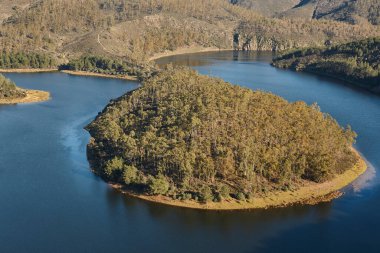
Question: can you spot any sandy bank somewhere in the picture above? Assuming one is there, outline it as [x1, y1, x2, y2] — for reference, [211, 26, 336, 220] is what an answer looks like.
[0, 89, 50, 105]
[61, 70, 138, 81]
[110, 149, 367, 211]
[149, 46, 232, 61]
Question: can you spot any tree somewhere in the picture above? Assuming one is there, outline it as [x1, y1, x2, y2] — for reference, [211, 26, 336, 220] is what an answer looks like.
[149, 174, 170, 195]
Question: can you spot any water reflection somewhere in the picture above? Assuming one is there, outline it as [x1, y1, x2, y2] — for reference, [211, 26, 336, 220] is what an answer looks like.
[156, 50, 275, 68]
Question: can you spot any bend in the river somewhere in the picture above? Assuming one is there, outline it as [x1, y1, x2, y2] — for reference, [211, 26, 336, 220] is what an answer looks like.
[0, 51, 379, 253]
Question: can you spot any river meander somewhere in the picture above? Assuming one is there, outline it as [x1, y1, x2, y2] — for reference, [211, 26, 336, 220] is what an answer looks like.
[1, 51, 379, 252]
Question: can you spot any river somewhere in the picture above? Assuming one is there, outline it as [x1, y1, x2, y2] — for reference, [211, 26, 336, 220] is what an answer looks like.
[1, 51, 379, 253]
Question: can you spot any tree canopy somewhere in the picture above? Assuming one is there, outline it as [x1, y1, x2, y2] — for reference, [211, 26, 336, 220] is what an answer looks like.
[0, 51, 56, 69]
[86, 68, 357, 203]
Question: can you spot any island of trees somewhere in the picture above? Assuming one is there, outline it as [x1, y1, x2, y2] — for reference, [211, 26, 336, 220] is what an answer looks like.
[272, 37, 380, 94]
[0, 74, 50, 104]
[86, 68, 365, 209]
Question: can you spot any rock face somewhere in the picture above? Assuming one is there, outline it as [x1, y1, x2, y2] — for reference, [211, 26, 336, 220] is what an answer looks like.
[232, 17, 377, 52]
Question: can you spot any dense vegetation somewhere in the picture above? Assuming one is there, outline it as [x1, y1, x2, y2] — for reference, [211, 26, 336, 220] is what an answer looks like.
[0, 74, 26, 99]
[86, 68, 357, 203]
[58, 55, 156, 80]
[272, 37, 380, 93]
[0, 51, 56, 69]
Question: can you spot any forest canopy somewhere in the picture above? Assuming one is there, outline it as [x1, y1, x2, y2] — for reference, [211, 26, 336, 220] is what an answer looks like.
[86, 68, 357, 203]
[58, 55, 157, 80]
[0, 51, 56, 69]
[272, 37, 380, 93]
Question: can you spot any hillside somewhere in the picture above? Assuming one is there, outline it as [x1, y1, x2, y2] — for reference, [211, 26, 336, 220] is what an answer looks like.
[272, 37, 380, 94]
[86, 68, 358, 205]
[0, 0, 379, 69]
[230, 0, 299, 16]
[233, 0, 380, 25]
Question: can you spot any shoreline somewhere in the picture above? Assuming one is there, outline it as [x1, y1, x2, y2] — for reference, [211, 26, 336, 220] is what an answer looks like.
[0, 68, 57, 73]
[271, 63, 380, 96]
[107, 149, 367, 211]
[149, 46, 233, 61]
[60, 70, 138, 81]
[0, 89, 50, 104]
[0, 68, 138, 81]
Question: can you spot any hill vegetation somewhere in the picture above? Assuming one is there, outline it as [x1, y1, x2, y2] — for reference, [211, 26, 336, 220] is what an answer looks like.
[0, 51, 56, 69]
[272, 37, 380, 94]
[233, 0, 380, 25]
[86, 68, 358, 203]
[0, 0, 379, 70]
[0, 74, 26, 99]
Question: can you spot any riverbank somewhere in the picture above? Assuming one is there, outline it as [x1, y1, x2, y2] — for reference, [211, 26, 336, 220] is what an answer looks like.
[272, 63, 380, 96]
[0, 89, 50, 104]
[0, 68, 57, 73]
[61, 70, 138, 81]
[149, 46, 232, 61]
[108, 149, 367, 211]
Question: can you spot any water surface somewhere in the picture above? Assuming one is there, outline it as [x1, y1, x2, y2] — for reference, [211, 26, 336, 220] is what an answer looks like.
[1, 52, 380, 253]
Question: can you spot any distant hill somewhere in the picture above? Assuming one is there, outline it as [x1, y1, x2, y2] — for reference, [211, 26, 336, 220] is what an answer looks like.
[272, 37, 380, 94]
[0, 0, 379, 68]
[233, 0, 380, 25]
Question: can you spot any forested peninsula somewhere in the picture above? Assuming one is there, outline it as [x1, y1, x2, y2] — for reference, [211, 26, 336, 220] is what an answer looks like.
[86, 68, 366, 210]
[0, 74, 49, 104]
[58, 55, 156, 81]
[272, 38, 380, 94]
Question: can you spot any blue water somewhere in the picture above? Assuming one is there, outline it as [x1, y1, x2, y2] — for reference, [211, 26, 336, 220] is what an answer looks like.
[0, 51, 379, 252]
